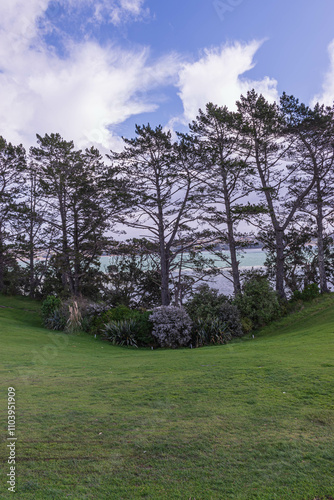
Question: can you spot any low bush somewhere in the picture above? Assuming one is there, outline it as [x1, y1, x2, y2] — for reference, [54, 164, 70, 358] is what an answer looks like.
[41, 295, 62, 327]
[42, 296, 103, 333]
[129, 310, 155, 347]
[234, 272, 282, 329]
[150, 306, 192, 348]
[103, 319, 138, 348]
[43, 308, 66, 331]
[292, 283, 320, 302]
[191, 317, 232, 347]
[241, 317, 253, 334]
[218, 302, 243, 337]
[78, 303, 121, 335]
[87, 305, 156, 347]
[185, 285, 229, 322]
[186, 286, 243, 344]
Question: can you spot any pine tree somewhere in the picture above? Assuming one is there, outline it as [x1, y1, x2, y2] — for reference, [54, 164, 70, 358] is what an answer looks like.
[0, 137, 26, 293]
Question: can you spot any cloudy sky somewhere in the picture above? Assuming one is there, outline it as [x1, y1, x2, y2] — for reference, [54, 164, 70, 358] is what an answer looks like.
[0, 0, 333, 152]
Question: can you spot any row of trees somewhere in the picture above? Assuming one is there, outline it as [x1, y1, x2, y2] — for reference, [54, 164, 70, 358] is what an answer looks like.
[1, 90, 334, 305]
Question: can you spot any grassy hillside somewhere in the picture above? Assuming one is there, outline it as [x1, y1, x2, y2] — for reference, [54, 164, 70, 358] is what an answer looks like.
[1, 294, 334, 499]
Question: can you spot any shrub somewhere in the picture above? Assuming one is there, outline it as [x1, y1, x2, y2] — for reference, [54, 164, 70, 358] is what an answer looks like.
[241, 317, 253, 334]
[83, 303, 155, 346]
[128, 310, 155, 347]
[90, 305, 134, 335]
[191, 317, 232, 347]
[107, 305, 133, 322]
[103, 319, 138, 348]
[77, 303, 117, 335]
[186, 286, 243, 343]
[234, 272, 282, 328]
[42, 296, 102, 333]
[292, 283, 320, 302]
[150, 306, 192, 348]
[218, 302, 243, 337]
[41, 296, 63, 328]
[185, 284, 229, 322]
[44, 309, 66, 331]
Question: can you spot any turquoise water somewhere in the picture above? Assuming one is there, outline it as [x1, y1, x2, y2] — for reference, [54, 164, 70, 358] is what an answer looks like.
[100, 248, 266, 270]
[187, 249, 267, 296]
[101, 248, 267, 296]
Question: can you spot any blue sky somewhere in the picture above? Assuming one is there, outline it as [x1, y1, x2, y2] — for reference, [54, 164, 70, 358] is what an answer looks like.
[0, 0, 333, 151]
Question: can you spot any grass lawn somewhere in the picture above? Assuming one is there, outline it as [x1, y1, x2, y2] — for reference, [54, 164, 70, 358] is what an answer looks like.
[1, 294, 334, 499]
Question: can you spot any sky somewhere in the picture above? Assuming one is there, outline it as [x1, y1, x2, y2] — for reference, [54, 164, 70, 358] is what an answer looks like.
[0, 0, 334, 153]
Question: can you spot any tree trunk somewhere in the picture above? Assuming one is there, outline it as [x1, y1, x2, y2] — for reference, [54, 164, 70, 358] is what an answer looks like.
[29, 241, 35, 298]
[59, 196, 73, 296]
[275, 228, 286, 300]
[28, 207, 35, 298]
[73, 209, 80, 297]
[0, 230, 4, 293]
[223, 175, 241, 296]
[226, 219, 241, 296]
[160, 246, 170, 306]
[316, 186, 328, 293]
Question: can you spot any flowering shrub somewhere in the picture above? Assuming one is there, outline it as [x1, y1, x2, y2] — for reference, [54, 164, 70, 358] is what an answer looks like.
[149, 306, 192, 348]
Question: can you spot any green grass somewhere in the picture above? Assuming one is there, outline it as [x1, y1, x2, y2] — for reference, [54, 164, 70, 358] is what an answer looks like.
[1, 295, 334, 499]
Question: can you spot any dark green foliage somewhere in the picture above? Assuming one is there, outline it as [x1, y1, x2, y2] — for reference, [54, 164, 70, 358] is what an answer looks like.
[30, 134, 111, 297]
[241, 317, 253, 334]
[185, 284, 228, 321]
[260, 227, 319, 295]
[83, 305, 131, 335]
[128, 310, 155, 347]
[83, 303, 155, 346]
[191, 317, 232, 347]
[292, 283, 320, 302]
[103, 319, 138, 348]
[80, 314, 94, 333]
[40, 256, 70, 299]
[104, 305, 155, 346]
[43, 309, 66, 331]
[186, 285, 242, 344]
[234, 271, 282, 328]
[218, 302, 243, 337]
[65, 301, 109, 334]
[107, 305, 134, 322]
[1, 260, 26, 296]
[41, 295, 62, 326]
[0, 137, 26, 294]
[106, 243, 161, 309]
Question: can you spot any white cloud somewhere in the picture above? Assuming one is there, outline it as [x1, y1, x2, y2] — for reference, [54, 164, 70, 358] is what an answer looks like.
[69, 0, 149, 26]
[112, 0, 148, 24]
[0, 3, 278, 155]
[311, 39, 334, 107]
[0, 0, 177, 151]
[176, 40, 278, 123]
